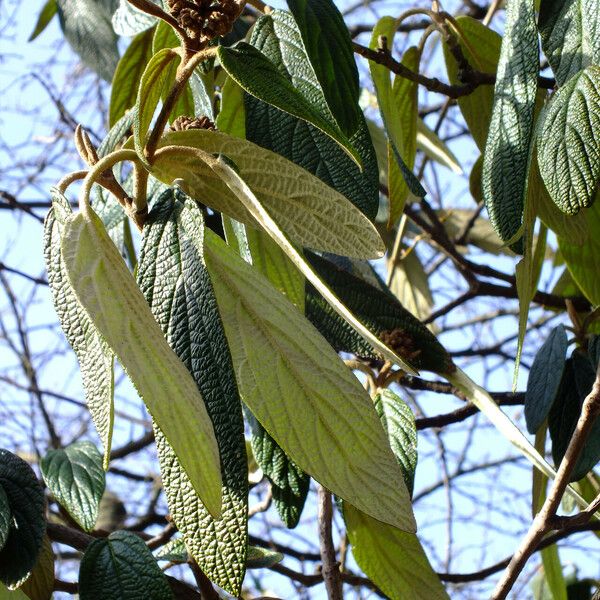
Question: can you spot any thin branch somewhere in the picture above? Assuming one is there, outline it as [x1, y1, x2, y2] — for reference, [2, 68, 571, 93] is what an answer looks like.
[318, 486, 343, 600]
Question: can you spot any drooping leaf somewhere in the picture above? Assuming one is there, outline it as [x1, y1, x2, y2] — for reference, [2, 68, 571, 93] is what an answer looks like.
[56, 0, 120, 81]
[204, 230, 416, 530]
[44, 190, 115, 466]
[40, 442, 105, 532]
[374, 390, 417, 496]
[61, 205, 223, 518]
[537, 67, 600, 215]
[217, 43, 361, 166]
[0, 450, 46, 588]
[20, 535, 54, 600]
[245, 11, 379, 220]
[151, 129, 384, 258]
[247, 412, 310, 529]
[110, 27, 155, 127]
[539, 0, 599, 86]
[443, 16, 501, 151]
[137, 191, 248, 595]
[286, 0, 360, 136]
[525, 325, 569, 434]
[246, 546, 284, 569]
[79, 531, 173, 600]
[305, 252, 454, 374]
[416, 119, 463, 175]
[112, 0, 158, 36]
[28, 0, 58, 42]
[482, 0, 539, 247]
[344, 503, 449, 600]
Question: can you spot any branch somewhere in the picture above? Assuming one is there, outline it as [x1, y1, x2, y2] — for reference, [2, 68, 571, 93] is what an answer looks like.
[318, 486, 343, 600]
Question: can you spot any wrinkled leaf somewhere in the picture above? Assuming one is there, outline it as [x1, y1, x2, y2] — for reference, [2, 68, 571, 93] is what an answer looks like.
[112, 0, 158, 36]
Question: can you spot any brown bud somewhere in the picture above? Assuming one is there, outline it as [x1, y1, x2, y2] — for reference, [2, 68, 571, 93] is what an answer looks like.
[170, 115, 216, 132]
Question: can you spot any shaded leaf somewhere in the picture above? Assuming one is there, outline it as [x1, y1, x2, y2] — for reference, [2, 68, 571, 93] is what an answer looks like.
[20, 535, 54, 600]
[154, 538, 188, 564]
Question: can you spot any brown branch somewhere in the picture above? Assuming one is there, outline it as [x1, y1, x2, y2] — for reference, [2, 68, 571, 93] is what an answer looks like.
[318, 486, 343, 600]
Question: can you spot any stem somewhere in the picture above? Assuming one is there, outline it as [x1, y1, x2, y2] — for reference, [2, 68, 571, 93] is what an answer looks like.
[492, 366, 600, 599]
[57, 170, 88, 193]
[318, 486, 343, 600]
[125, 0, 188, 41]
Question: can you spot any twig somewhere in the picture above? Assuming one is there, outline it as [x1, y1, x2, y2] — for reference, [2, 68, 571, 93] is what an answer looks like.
[318, 486, 343, 600]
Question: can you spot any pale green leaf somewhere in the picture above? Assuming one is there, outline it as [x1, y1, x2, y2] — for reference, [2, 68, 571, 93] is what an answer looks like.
[246, 546, 283, 569]
[204, 230, 416, 530]
[154, 538, 188, 563]
[216, 76, 246, 138]
[387, 249, 433, 321]
[112, 0, 158, 36]
[61, 206, 222, 518]
[416, 119, 463, 174]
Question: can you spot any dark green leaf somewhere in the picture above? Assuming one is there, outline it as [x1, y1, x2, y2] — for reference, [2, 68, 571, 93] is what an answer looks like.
[137, 191, 248, 596]
[28, 0, 58, 42]
[79, 531, 173, 600]
[286, 0, 360, 136]
[56, 0, 120, 81]
[246, 546, 283, 569]
[525, 325, 569, 434]
[245, 11, 378, 219]
[217, 43, 361, 166]
[247, 411, 309, 529]
[0, 488, 9, 552]
[537, 67, 600, 214]
[40, 442, 105, 532]
[0, 450, 46, 588]
[374, 390, 418, 496]
[304, 252, 454, 374]
[482, 0, 539, 247]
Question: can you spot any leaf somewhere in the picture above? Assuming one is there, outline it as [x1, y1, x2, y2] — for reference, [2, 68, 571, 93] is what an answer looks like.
[246, 546, 283, 569]
[305, 251, 454, 374]
[110, 28, 155, 127]
[525, 325, 569, 434]
[482, 0, 539, 247]
[20, 535, 54, 600]
[133, 47, 180, 157]
[204, 230, 416, 530]
[154, 538, 188, 563]
[537, 67, 600, 215]
[286, 0, 360, 136]
[40, 442, 105, 532]
[137, 191, 248, 595]
[151, 129, 384, 258]
[0, 488, 9, 552]
[541, 544, 568, 600]
[28, 0, 58, 42]
[416, 119, 463, 175]
[112, 0, 158, 36]
[245, 11, 379, 220]
[374, 390, 417, 496]
[0, 450, 46, 588]
[217, 76, 246, 138]
[79, 531, 173, 600]
[61, 205, 223, 518]
[0, 585, 28, 599]
[247, 412, 310, 529]
[217, 43, 361, 166]
[539, 0, 599, 86]
[443, 16, 501, 151]
[56, 0, 120, 81]
[44, 191, 115, 466]
[344, 503, 449, 600]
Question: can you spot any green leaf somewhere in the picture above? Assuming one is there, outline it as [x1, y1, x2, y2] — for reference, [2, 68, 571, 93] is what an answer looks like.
[0, 584, 28, 599]
[286, 0, 360, 136]
[374, 390, 417, 496]
[112, 0, 158, 36]
[40, 442, 105, 532]
[44, 191, 115, 466]
[0, 450, 46, 588]
[539, 0, 599, 86]
[248, 412, 310, 529]
[110, 28, 155, 127]
[245, 11, 379, 220]
[154, 538, 188, 564]
[204, 231, 416, 530]
[151, 129, 384, 258]
[79, 531, 173, 600]
[305, 252, 454, 374]
[20, 535, 54, 600]
[344, 503, 449, 600]
[482, 0, 539, 247]
[525, 325, 569, 434]
[217, 76, 246, 138]
[541, 544, 568, 600]
[28, 0, 57, 42]
[217, 43, 361, 166]
[246, 546, 283, 569]
[0, 487, 9, 552]
[416, 119, 463, 175]
[537, 67, 600, 215]
[137, 191, 248, 596]
[133, 47, 180, 157]
[61, 206, 223, 518]
[443, 16, 501, 151]
[56, 0, 120, 81]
